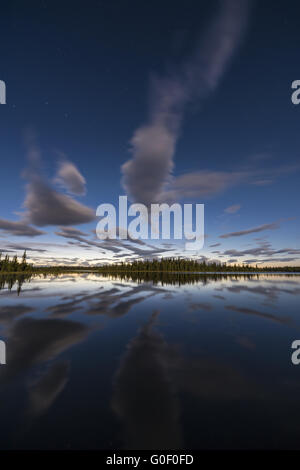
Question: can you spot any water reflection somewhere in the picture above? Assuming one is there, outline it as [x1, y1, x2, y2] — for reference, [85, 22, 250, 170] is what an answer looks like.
[111, 309, 260, 450]
[1, 317, 89, 382]
[27, 360, 70, 418]
[0, 273, 32, 295]
[225, 305, 291, 325]
[112, 311, 183, 450]
[0, 272, 299, 449]
[2, 271, 295, 293]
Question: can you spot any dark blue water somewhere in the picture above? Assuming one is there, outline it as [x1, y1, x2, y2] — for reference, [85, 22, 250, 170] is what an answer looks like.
[0, 273, 300, 450]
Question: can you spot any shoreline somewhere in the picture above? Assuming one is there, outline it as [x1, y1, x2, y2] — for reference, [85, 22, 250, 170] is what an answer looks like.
[1, 270, 300, 275]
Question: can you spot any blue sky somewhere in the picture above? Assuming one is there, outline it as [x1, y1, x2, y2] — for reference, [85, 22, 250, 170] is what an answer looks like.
[0, 0, 300, 266]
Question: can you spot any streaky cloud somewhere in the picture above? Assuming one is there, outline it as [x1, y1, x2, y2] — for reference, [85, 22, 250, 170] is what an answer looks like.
[220, 221, 281, 239]
[0, 218, 45, 237]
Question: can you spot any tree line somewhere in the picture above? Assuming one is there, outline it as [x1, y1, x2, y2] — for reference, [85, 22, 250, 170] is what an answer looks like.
[0, 251, 30, 272]
[96, 257, 300, 273]
[0, 253, 300, 274]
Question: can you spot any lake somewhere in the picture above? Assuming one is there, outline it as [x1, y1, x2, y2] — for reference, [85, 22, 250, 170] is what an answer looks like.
[0, 272, 299, 450]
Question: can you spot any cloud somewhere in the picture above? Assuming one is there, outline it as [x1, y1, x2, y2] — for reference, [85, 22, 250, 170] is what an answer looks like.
[251, 179, 273, 186]
[55, 227, 125, 254]
[24, 175, 95, 227]
[222, 240, 300, 261]
[0, 218, 45, 237]
[3, 243, 47, 253]
[160, 171, 246, 202]
[244, 257, 300, 264]
[121, 0, 251, 205]
[55, 226, 172, 258]
[209, 243, 221, 248]
[224, 204, 241, 214]
[220, 221, 281, 239]
[55, 226, 89, 238]
[122, 124, 177, 206]
[29, 256, 85, 266]
[55, 160, 86, 196]
[158, 165, 295, 202]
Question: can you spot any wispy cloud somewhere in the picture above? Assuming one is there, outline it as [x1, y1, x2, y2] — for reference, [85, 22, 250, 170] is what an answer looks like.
[224, 204, 241, 214]
[3, 243, 47, 253]
[55, 226, 173, 259]
[244, 257, 300, 264]
[224, 242, 300, 257]
[220, 221, 281, 239]
[221, 239, 300, 264]
[161, 170, 247, 202]
[121, 0, 251, 206]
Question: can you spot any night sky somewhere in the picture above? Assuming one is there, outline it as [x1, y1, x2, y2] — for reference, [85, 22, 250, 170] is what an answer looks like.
[0, 0, 300, 266]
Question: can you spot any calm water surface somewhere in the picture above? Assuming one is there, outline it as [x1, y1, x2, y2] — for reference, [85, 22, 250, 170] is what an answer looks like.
[0, 272, 300, 450]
